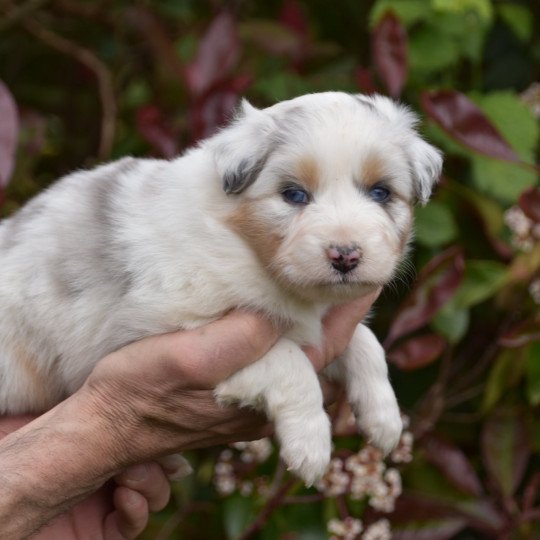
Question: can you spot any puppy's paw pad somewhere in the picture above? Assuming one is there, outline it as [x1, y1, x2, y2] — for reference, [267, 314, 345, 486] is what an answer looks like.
[277, 413, 331, 486]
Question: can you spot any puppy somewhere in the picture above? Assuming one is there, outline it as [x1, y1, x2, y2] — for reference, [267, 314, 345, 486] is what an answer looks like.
[0, 92, 442, 485]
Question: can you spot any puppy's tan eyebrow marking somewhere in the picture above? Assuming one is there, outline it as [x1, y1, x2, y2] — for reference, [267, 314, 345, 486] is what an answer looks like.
[295, 157, 320, 192]
[358, 154, 387, 188]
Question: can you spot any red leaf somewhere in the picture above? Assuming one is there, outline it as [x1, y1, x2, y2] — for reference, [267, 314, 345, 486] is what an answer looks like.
[190, 75, 252, 142]
[499, 319, 540, 348]
[388, 333, 446, 371]
[0, 79, 19, 188]
[186, 11, 240, 97]
[372, 12, 408, 98]
[392, 519, 466, 540]
[421, 90, 521, 163]
[279, 0, 309, 39]
[19, 109, 47, 157]
[386, 493, 504, 535]
[481, 408, 531, 499]
[422, 435, 483, 497]
[136, 105, 178, 159]
[518, 186, 540, 224]
[384, 495, 467, 540]
[355, 66, 378, 95]
[385, 246, 465, 348]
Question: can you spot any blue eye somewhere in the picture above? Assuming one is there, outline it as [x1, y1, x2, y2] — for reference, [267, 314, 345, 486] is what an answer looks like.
[368, 185, 391, 203]
[282, 188, 310, 205]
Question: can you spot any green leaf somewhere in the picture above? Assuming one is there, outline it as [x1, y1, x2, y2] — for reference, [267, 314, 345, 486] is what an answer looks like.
[481, 408, 531, 498]
[223, 495, 256, 540]
[431, 0, 493, 23]
[467, 92, 539, 203]
[498, 4, 533, 42]
[431, 304, 469, 344]
[482, 348, 525, 412]
[471, 155, 537, 204]
[415, 202, 458, 248]
[452, 260, 509, 309]
[370, 0, 429, 27]
[525, 342, 540, 406]
[409, 25, 459, 72]
[471, 92, 539, 162]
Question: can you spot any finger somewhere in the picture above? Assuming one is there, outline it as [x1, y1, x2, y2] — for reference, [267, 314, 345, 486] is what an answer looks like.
[163, 310, 284, 387]
[157, 453, 193, 481]
[114, 462, 171, 512]
[103, 487, 148, 540]
[319, 377, 341, 405]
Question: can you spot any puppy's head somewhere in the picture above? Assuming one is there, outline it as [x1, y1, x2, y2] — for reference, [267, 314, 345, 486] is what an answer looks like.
[209, 92, 442, 302]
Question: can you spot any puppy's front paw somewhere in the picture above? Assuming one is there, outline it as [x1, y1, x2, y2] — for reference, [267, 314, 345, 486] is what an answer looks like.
[277, 410, 332, 487]
[356, 395, 402, 455]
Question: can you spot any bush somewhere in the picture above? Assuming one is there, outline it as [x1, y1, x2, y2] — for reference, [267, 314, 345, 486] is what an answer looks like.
[1, 1, 539, 538]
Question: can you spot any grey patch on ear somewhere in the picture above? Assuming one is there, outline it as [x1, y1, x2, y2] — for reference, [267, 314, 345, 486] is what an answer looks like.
[223, 156, 267, 194]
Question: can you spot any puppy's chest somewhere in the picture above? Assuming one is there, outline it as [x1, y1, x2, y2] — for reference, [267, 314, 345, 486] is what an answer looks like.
[134, 268, 324, 346]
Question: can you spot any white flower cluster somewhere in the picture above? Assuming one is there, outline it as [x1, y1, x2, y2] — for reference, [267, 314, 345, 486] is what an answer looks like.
[213, 438, 273, 496]
[504, 206, 540, 252]
[361, 519, 392, 540]
[529, 280, 540, 305]
[328, 517, 363, 540]
[521, 82, 540, 119]
[231, 438, 273, 463]
[327, 517, 391, 540]
[316, 424, 413, 513]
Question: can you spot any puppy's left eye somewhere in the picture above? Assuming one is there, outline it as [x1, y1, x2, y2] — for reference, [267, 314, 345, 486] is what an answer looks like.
[368, 185, 391, 203]
[282, 188, 310, 205]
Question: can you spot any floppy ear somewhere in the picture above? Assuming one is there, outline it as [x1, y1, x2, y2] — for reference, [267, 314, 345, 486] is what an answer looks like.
[209, 99, 277, 194]
[407, 136, 443, 205]
[359, 94, 443, 205]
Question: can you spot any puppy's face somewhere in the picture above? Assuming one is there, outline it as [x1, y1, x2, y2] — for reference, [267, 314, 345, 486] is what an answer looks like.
[213, 93, 442, 302]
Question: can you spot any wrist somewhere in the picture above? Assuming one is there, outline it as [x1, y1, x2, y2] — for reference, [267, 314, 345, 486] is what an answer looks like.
[0, 390, 131, 538]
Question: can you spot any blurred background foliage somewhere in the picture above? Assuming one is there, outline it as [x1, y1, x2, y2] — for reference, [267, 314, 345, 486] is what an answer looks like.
[1, 0, 540, 538]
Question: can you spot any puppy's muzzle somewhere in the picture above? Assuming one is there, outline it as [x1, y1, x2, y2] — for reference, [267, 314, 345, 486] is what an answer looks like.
[326, 244, 362, 274]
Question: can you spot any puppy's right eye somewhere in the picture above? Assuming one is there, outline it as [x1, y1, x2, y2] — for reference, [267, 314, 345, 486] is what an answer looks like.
[282, 188, 310, 205]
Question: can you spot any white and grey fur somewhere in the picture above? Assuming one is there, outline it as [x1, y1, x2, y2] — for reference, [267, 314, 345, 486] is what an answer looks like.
[0, 92, 442, 484]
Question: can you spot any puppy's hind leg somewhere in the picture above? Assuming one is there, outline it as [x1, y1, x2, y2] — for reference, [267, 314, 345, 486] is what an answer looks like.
[324, 324, 402, 454]
[215, 338, 331, 486]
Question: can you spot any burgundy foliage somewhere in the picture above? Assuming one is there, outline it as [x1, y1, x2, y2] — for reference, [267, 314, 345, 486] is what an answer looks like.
[387, 333, 446, 371]
[0, 79, 19, 189]
[278, 0, 310, 66]
[481, 408, 532, 499]
[135, 104, 178, 159]
[518, 186, 540, 223]
[185, 11, 240, 98]
[500, 319, 540, 348]
[372, 12, 408, 99]
[421, 90, 521, 163]
[421, 435, 483, 497]
[385, 247, 465, 350]
[186, 12, 251, 141]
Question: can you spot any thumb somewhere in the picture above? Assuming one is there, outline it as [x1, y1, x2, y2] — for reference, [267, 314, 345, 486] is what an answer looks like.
[158, 310, 284, 387]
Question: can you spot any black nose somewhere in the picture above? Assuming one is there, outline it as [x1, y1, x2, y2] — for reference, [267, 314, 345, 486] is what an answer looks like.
[326, 245, 361, 274]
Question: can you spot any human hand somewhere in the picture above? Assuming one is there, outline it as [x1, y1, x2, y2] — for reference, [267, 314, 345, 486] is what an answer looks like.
[0, 416, 170, 540]
[82, 289, 381, 465]
[0, 290, 379, 539]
